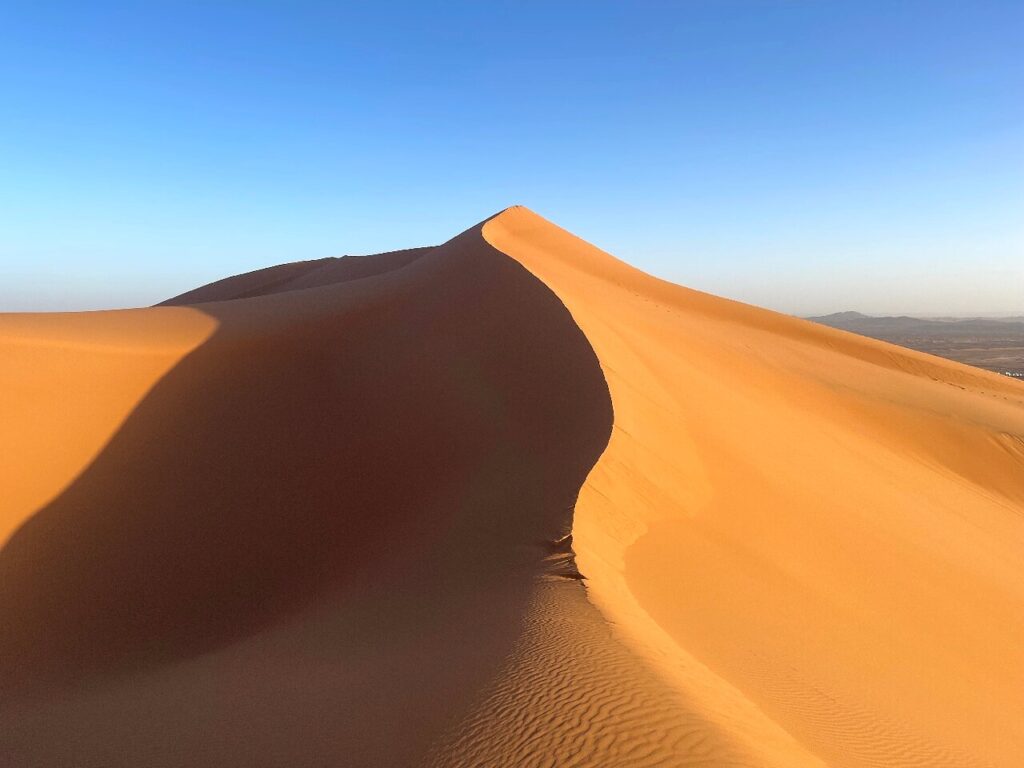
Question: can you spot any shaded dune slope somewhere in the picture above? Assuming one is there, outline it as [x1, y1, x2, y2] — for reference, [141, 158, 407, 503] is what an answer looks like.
[1, 220, 615, 765]
[3, 207, 1023, 766]
[157, 246, 432, 305]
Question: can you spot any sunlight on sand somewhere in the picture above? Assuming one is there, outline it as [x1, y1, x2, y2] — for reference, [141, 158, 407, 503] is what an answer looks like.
[0, 307, 217, 545]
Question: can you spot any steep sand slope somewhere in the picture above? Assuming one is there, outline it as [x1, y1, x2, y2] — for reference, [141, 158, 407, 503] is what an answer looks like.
[485, 207, 1024, 767]
[3, 208, 1022, 766]
[1, 224, 620, 766]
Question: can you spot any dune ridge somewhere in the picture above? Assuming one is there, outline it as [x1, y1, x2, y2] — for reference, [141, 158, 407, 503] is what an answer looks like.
[484, 206, 1024, 767]
[2, 207, 1022, 766]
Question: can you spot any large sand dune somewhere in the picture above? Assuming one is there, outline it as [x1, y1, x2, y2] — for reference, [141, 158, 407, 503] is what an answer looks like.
[2, 207, 1022, 766]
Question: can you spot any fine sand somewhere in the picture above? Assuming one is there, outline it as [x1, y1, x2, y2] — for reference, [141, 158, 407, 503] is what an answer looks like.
[2, 207, 1022, 766]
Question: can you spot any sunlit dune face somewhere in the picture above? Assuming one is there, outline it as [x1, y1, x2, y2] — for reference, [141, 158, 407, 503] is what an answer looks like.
[484, 206, 1024, 768]
[0, 307, 217, 545]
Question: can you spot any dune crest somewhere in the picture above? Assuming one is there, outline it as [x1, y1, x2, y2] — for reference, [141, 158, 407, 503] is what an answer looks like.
[3, 207, 1022, 766]
[484, 206, 1024, 767]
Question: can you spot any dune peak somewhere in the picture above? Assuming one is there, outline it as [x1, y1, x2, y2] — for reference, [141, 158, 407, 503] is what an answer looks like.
[3, 209, 1023, 767]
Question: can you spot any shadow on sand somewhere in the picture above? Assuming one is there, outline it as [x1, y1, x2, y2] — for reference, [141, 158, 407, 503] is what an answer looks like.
[0, 220, 612, 763]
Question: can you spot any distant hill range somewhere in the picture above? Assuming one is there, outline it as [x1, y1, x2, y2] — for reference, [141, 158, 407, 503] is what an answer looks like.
[807, 312, 1024, 376]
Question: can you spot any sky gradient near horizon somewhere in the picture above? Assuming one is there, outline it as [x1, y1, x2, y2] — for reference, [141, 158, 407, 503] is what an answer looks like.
[1, 1, 1022, 315]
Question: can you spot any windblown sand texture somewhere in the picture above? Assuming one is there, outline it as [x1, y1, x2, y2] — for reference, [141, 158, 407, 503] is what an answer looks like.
[3, 207, 1022, 767]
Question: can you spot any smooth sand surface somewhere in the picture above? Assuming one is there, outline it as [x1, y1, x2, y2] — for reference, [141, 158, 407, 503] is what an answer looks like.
[0, 308, 217, 546]
[486, 207, 1024, 767]
[2, 207, 1022, 766]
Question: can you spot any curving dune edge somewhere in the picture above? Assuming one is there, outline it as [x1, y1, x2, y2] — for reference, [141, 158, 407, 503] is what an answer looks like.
[2, 207, 1022, 767]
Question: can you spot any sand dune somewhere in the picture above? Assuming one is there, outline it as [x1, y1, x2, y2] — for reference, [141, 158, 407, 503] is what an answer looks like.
[2, 208, 1022, 766]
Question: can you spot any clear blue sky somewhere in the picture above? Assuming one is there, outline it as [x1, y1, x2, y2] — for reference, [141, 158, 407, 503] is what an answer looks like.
[1, 1, 1021, 315]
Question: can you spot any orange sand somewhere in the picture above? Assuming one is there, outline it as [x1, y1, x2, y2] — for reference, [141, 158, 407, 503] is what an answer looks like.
[2, 207, 1022, 766]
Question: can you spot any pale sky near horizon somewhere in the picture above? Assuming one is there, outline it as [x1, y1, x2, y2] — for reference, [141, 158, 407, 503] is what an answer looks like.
[1, 1, 1021, 316]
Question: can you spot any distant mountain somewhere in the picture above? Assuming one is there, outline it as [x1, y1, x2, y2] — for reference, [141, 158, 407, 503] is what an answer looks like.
[807, 312, 1024, 375]
[808, 312, 1024, 338]
[813, 310, 870, 321]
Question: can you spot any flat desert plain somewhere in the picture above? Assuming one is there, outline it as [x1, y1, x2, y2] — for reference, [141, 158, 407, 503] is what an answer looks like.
[809, 312, 1024, 377]
[2, 207, 1023, 767]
